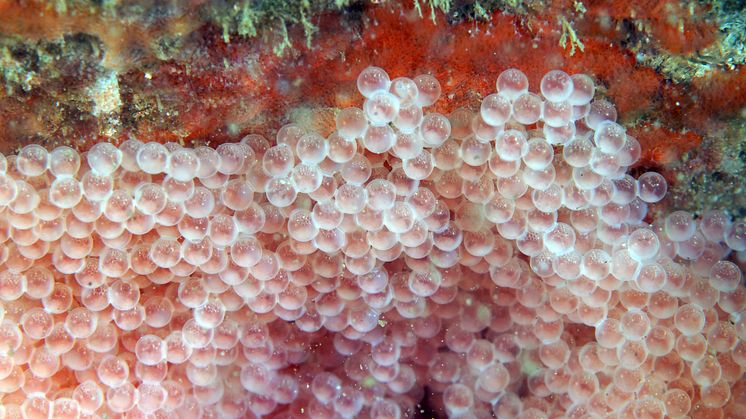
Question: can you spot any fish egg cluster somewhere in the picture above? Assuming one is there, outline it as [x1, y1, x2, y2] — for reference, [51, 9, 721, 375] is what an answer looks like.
[0, 66, 743, 419]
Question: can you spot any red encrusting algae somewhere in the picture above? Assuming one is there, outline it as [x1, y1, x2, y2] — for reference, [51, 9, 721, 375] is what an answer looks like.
[0, 0, 730, 179]
[628, 124, 702, 168]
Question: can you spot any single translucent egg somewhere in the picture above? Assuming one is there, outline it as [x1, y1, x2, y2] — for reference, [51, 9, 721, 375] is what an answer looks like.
[136, 142, 169, 175]
[357, 66, 391, 98]
[512, 93, 543, 125]
[594, 121, 627, 154]
[363, 125, 396, 154]
[541, 70, 573, 102]
[637, 172, 667, 203]
[496, 130, 528, 162]
[216, 142, 251, 175]
[394, 103, 424, 133]
[568, 74, 595, 105]
[364, 91, 400, 125]
[265, 177, 297, 208]
[413, 74, 441, 107]
[481, 93, 512, 126]
[17, 144, 49, 177]
[496, 68, 529, 101]
[168, 148, 200, 181]
[49, 146, 81, 178]
[296, 133, 328, 164]
[390, 77, 419, 105]
[542, 100, 573, 127]
[664, 211, 696, 242]
[585, 100, 618, 130]
[419, 113, 451, 147]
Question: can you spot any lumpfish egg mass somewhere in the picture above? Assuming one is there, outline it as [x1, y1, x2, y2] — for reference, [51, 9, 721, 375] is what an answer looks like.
[0, 66, 743, 419]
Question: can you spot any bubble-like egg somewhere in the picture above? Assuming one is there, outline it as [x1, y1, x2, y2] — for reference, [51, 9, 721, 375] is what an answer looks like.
[136, 142, 169, 175]
[540, 70, 573, 102]
[364, 91, 401, 126]
[357, 66, 391, 98]
[413, 74, 441, 107]
[17, 144, 49, 177]
[512, 92, 542, 125]
[496, 68, 529, 101]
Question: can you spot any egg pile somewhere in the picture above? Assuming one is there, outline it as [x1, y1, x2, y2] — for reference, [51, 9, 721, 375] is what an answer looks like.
[0, 66, 744, 419]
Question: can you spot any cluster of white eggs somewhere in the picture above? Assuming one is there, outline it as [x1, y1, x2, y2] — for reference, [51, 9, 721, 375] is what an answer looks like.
[0, 65, 743, 419]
